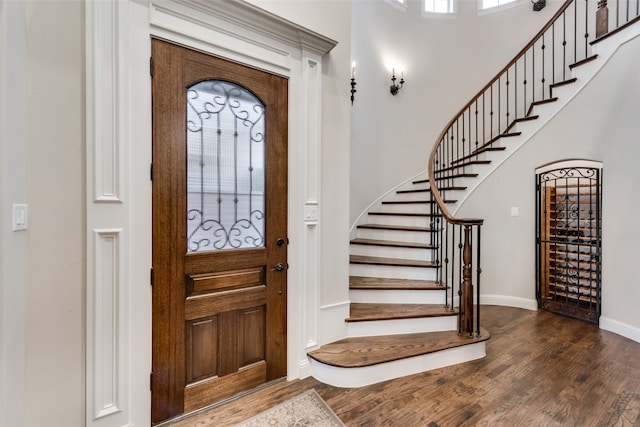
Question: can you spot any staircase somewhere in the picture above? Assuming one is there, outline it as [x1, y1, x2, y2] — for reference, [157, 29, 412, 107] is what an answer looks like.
[308, 0, 640, 388]
[308, 177, 490, 388]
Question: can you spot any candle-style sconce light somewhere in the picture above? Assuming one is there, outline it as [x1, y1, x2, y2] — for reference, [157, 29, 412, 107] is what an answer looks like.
[390, 68, 404, 96]
[350, 62, 357, 105]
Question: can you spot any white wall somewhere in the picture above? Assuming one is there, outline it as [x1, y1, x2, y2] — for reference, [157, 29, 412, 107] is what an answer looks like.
[1, 1, 84, 427]
[457, 33, 640, 331]
[350, 0, 563, 224]
[1, 2, 29, 426]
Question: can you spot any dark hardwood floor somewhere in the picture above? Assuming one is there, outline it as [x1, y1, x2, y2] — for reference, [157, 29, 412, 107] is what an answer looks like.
[165, 305, 640, 426]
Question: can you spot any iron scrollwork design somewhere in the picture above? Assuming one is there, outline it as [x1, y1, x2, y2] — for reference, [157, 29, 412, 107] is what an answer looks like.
[186, 80, 265, 252]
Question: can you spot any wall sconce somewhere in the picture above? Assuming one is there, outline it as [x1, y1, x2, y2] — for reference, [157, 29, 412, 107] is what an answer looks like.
[390, 68, 404, 96]
[350, 62, 357, 105]
[532, 0, 546, 11]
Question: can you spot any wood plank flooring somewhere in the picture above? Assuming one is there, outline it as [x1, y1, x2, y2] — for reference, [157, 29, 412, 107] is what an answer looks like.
[163, 305, 640, 426]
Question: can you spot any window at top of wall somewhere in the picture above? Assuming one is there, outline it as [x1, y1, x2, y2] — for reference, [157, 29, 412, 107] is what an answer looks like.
[479, 0, 520, 13]
[385, 0, 408, 12]
[423, 0, 457, 16]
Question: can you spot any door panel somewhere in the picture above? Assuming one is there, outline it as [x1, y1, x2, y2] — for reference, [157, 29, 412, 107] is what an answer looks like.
[151, 39, 288, 424]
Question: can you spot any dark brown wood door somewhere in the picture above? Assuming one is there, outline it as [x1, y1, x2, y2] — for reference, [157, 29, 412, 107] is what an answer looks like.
[151, 39, 288, 424]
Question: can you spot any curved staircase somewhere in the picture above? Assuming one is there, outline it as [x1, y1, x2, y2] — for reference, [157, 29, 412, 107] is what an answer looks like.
[309, 0, 640, 388]
[309, 177, 490, 388]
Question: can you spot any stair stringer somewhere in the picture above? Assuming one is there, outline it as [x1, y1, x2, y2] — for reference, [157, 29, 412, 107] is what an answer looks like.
[446, 25, 640, 216]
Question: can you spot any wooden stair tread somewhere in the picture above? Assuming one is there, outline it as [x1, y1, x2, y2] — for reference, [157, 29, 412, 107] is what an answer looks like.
[381, 199, 457, 204]
[569, 54, 598, 69]
[368, 212, 441, 218]
[350, 238, 435, 249]
[413, 173, 478, 184]
[396, 185, 465, 193]
[347, 303, 456, 322]
[350, 276, 443, 290]
[356, 223, 433, 232]
[350, 255, 438, 268]
[505, 115, 539, 132]
[307, 328, 490, 368]
[527, 97, 558, 116]
[435, 160, 491, 173]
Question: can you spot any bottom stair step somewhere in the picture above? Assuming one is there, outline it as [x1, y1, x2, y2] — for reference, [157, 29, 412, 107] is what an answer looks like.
[308, 328, 489, 368]
[308, 328, 490, 388]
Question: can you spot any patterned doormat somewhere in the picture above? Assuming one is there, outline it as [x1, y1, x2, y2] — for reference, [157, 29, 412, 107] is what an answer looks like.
[236, 389, 345, 426]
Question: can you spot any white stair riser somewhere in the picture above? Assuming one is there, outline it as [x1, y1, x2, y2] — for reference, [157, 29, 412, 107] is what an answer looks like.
[367, 215, 434, 227]
[347, 316, 457, 337]
[309, 342, 486, 388]
[349, 264, 438, 281]
[349, 288, 445, 304]
[386, 191, 432, 202]
[350, 244, 435, 261]
[376, 203, 433, 214]
[433, 176, 477, 190]
[356, 228, 432, 243]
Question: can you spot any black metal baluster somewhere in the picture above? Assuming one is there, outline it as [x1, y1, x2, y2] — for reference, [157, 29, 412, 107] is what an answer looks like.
[476, 225, 482, 337]
[627, 0, 630, 22]
[490, 85, 494, 140]
[585, 0, 589, 59]
[444, 220, 449, 307]
[482, 93, 486, 149]
[451, 224, 456, 313]
[462, 112, 466, 162]
[574, 0, 578, 63]
[457, 225, 463, 335]
[524, 53, 528, 114]
[506, 69, 510, 128]
[563, 12, 567, 81]
[514, 60, 518, 120]
[498, 76, 501, 134]
[475, 100, 479, 159]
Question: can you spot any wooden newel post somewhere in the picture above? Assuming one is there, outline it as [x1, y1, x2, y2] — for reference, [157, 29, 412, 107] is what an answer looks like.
[462, 225, 474, 338]
[596, 0, 609, 38]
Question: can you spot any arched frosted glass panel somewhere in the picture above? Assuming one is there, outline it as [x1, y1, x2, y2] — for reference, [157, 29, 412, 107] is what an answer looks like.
[186, 80, 265, 252]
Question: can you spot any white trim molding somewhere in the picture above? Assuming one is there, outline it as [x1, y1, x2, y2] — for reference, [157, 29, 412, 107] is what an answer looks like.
[600, 317, 640, 344]
[480, 294, 538, 311]
[85, 1, 131, 426]
[86, 1, 336, 425]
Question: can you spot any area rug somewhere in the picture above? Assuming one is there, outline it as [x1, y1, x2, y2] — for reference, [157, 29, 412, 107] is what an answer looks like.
[236, 389, 345, 426]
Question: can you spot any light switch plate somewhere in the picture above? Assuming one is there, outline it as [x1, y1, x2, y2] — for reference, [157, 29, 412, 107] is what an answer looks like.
[510, 207, 519, 217]
[13, 204, 28, 231]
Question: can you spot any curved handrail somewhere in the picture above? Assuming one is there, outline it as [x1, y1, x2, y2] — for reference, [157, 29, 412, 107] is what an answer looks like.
[428, 0, 576, 225]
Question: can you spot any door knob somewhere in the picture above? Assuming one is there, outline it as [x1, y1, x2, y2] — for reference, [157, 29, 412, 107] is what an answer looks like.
[276, 238, 286, 247]
[275, 263, 285, 272]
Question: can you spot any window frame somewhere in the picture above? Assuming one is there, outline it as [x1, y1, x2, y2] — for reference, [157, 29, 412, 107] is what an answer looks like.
[422, 0, 458, 18]
[478, 0, 521, 15]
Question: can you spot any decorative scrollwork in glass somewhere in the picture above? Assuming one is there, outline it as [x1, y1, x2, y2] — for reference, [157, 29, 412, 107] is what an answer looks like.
[186, 80, 265, 252]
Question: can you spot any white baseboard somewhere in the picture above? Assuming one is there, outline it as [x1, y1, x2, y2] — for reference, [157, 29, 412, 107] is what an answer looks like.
[600, 316, 640, 344]
[480, 294, 538, 311]
[297, 358, 312, 379]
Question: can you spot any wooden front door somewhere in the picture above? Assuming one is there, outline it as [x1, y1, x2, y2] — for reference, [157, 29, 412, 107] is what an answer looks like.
[151, 39, 288, 424]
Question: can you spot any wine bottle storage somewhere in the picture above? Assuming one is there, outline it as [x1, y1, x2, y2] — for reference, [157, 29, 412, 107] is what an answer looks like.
[536, 162, 602, 324]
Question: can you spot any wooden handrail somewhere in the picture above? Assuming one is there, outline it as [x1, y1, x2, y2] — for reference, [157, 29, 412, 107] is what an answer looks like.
[427, 0, 575, 225]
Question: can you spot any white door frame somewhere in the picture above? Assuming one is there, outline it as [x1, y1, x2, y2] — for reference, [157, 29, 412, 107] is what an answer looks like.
[85, 1, 336, 425]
